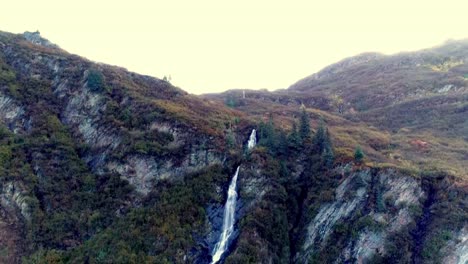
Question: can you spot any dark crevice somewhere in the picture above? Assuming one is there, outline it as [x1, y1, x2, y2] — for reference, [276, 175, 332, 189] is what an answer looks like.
[288, 183, 308, 263]
[364, 169, 378, 215]
[411, 177, 438, 264]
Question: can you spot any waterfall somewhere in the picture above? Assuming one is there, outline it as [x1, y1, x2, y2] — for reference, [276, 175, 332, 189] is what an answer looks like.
[211, 129, 256, 263]
[247, 129, 256, 150]
[211, 166, 240, 264]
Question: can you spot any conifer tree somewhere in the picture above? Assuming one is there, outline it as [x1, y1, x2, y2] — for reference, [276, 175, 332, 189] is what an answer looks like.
[277, 130, 288, 156]
[258, 116, 276, 151]
[299, 105, 311, 142]
[322, 144, 335, 168]
[226, 130, 235, 150]
[313, 118, 335, 167]
[288, 122, 302, 150]
[354, 146, 364, 163]
[312, 118, 326, 152]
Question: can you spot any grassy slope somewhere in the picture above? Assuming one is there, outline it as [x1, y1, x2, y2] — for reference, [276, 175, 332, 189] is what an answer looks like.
[204, 41, 468, 177]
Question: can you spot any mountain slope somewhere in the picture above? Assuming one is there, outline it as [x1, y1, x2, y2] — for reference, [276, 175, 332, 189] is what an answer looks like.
[291, 42, 468, 176]
[206, 40, 468, 177]
[0, 31, 466, 264]
[0, 30, 249, 262]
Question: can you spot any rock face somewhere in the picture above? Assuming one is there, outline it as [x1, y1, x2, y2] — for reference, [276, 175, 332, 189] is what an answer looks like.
[295, 167, 467, 264]
[298, 168, 424, 262]
[0, 94, 25, 133]
[108, 149, 223, 194]
[443, 227, 468, 264]
[0, 182, 29, 264]
[22, 31, 59, 48]
[0, 182, 31, 221]
[301, 170, 371, 254]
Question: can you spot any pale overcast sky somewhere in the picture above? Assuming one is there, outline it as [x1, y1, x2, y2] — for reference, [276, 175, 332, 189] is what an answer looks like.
[2, 0, 467, 94]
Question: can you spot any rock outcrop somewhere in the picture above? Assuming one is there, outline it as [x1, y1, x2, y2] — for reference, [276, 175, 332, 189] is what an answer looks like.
[296, 167, 466, 264]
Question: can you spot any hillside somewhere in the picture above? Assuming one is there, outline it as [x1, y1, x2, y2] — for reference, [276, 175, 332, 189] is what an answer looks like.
[0, 31, 466, 264]
[0, 30, 250, 263]
[206, 40, 468, 177]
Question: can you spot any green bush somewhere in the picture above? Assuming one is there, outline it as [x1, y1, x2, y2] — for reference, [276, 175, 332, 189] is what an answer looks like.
[87, 69, 106, 92]
[0, 71, 15, 83]
[354, 146, 364, 163]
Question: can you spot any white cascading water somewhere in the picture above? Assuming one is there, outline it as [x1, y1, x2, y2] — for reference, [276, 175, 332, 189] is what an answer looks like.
[211, 129, 256, 263]
[211, 166, 240, 264]
[247, 129, 257, 150]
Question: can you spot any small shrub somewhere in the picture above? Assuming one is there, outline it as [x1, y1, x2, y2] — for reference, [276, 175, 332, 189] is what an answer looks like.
[354, 146, 364, 163]
[0, 69, 16, 83]
[87, 69, 106, 92]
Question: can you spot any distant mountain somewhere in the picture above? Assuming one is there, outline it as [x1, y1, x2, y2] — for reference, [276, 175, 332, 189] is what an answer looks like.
[0, 31, 466, 264]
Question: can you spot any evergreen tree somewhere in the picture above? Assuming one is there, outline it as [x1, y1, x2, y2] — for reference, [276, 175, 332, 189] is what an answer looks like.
[258, 116, 277, 152]
[312, 118, 326, 152]
[225, 130, 235, 150]
[277, 130, 289, 156]
[313, 119, 335, 167]
[224, 94, 237, 108]
[354, 146, 364, 163]
[279, 160, 290, 185]
[299, 105, 311, 142]
[322, 144, 335, 168]
[322, 128, 335, 167]
[287, 122, 301, 150]
[265, 116, 277, 149]
[258, 121, 267, 144]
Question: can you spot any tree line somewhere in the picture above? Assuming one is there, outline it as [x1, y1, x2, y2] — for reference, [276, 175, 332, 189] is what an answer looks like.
[256, 106, 364, 167]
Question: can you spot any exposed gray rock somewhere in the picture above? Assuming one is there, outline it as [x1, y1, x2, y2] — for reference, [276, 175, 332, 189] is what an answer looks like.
[298, 168, 426, 263]
[238, 165, 270, 216]
[22, 31, 58, 48]
[438, 84, 455, 93]
[150, 121, 184, 149]
[0, 93, 25, 133]
[381, 172, 424, 207]
[443, 226, 468, 264]
[54, 68, 224, 195]
[108, 148, 223, 195]
[0, 182, 31, 221]
[302, 169, 370, 256]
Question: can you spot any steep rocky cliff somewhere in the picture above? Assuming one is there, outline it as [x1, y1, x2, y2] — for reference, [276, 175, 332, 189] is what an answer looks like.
[212, 149, 466, 264]
[296, 167, 466, 264]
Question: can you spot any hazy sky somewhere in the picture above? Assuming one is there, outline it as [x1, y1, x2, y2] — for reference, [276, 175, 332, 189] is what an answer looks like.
[2, 0, 467, 94]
